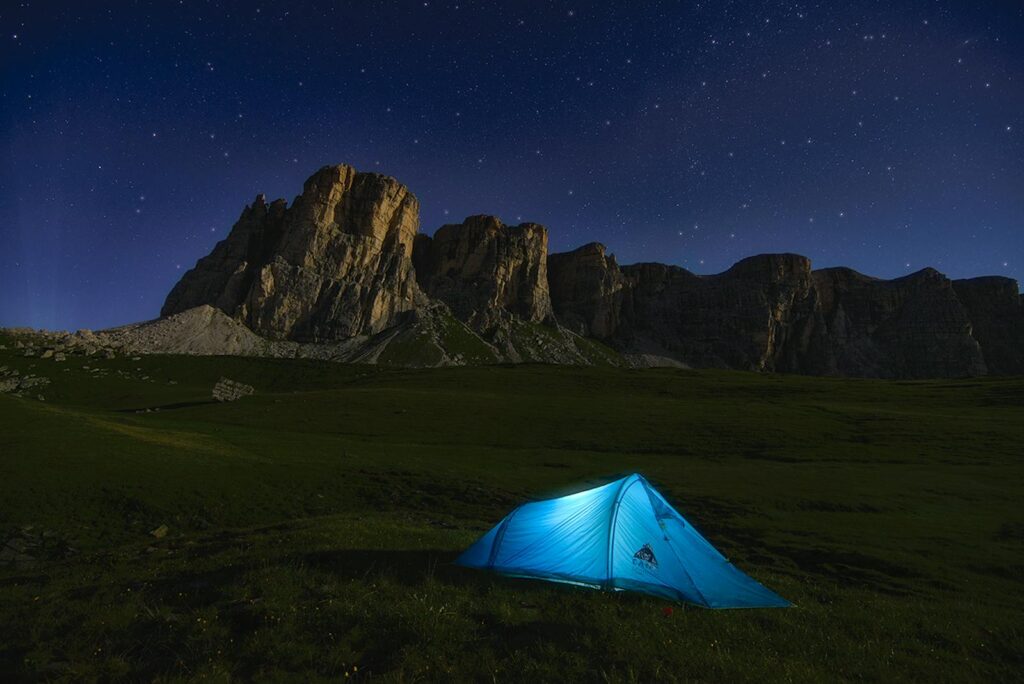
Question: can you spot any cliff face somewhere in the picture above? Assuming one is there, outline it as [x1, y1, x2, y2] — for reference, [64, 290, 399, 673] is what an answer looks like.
[622, 252, 823, 370]
[549, 250, 826, 371]
[549, 248, 1008, 378]
[812, 267, 986, 378]
[161, 162, 1023, 376]
[162, 194, 288, 319]
[952, 276, 1024, 375]
[163, 165, 424, 341]
[659, 254, 826, 373]
[547, 243, 627, 339]
[412, 215, 554, 332]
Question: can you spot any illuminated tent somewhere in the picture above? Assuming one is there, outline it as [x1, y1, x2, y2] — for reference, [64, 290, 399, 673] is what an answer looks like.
[457, 474, 791, 608]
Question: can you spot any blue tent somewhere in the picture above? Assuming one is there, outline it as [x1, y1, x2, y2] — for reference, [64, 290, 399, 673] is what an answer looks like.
[457, 474, 791, 608]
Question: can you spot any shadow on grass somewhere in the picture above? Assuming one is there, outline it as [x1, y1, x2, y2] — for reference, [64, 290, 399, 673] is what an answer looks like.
[115, 400, 219, 413]
[301, 548, 467, 585]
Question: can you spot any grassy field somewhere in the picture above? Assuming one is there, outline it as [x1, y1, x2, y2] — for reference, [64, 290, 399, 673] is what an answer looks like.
[1, 333, 1022, 682]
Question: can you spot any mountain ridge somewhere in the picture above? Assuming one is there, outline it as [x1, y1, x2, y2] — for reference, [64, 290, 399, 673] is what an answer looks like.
[24, 163, 1024, 377]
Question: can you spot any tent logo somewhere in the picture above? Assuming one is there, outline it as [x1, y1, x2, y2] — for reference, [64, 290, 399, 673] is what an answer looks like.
[633, 543, 658, 572]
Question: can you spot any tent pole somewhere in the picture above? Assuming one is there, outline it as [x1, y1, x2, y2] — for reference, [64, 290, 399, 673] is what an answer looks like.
[605, 475, 640, 590]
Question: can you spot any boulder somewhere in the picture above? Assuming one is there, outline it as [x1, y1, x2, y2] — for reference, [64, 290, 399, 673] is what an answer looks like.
[212, 377, 255, 402]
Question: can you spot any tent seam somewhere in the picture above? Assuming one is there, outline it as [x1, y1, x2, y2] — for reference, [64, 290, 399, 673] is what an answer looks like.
[487, 505, 522, 569]
[639, 480, 714, 608]
[605, 474, 640, 588]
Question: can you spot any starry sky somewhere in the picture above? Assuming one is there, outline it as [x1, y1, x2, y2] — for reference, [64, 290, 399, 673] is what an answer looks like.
[2, 1, 1022, 330]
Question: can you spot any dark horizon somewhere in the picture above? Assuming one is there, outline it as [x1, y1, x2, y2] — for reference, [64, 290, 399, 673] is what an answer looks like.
[2, 1, 1022, 331]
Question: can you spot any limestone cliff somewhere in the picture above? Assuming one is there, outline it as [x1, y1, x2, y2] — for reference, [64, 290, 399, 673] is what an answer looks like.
[622, 254, 825, 372]
[157, 162, 1022, 376]
[162, 194, 287, 318]
[412, 215, 554, 331]
[812, 267, 986, 378]
[952, 276, 1024, 375]
[549, 250, 827, 372]
[547, 243, 627, 339]
[163, 165, 424, 341]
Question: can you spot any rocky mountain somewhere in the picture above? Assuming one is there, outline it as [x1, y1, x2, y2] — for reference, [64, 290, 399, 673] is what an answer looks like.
[951, 276, 1024, 376]
[94, 163, 1024, 377]
[413, 215, 554, 331]
[163, 165, 425, 341]
[158, 165, 611, 367]
[547, 243, 627, 340]
[622, 254, 825, 373]
[811, 267, 986, 378]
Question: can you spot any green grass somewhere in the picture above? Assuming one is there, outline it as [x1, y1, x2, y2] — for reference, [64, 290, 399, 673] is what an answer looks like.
[435, 310, 499, 364]
[375, 327, 446, 367]
[1, 332, 1022, 681]
[572, 332, 623, 366]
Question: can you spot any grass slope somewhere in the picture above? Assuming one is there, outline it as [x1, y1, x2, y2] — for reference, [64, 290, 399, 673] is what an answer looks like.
[1, 334, 1022, 681]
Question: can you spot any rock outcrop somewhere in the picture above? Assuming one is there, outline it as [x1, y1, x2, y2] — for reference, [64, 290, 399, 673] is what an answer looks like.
[547, 243, 627, 339]
[162, 194, 288, 318]
[163, 165, 424, 342]
[212, 377, 255, 402]
[952, 276, 1024, 375]
[549, 246, 1018, 378]
[413, 215, 554, 331]
[622, 254, 826, 372]
[145, 162, 1024, 377]
[550, 250, 827, 372]
[812, 267, 986, 378]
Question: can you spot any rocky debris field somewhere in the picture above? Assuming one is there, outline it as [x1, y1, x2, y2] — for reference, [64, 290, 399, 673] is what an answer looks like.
[0, 365, 51, 399]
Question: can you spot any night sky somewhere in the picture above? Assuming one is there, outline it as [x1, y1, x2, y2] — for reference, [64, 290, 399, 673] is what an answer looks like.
[2, 1, 1022, 331]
